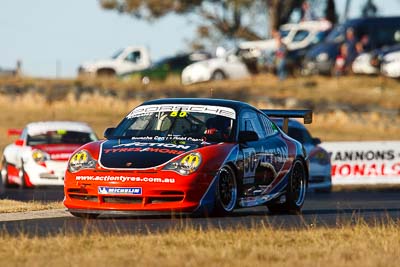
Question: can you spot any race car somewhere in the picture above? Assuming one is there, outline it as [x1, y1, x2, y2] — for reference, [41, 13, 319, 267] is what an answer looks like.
[1, 121, 98, 188]
[64, 98, 312, 218]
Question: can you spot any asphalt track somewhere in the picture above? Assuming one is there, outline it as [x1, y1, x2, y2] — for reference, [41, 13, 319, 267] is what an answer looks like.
[1, 187, 400, 236]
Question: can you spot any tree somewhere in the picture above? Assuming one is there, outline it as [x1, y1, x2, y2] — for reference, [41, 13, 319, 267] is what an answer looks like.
[100, 0, 336, 50]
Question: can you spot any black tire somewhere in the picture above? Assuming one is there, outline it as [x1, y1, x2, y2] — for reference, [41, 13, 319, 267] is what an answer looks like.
[1, 159, 8, 187]
[267, 159, 307, 214]
[212, 70, 226, 81]
[96, 68, 116, 77]
[212, 165, 237, 216]
[70, 212, 100, 219]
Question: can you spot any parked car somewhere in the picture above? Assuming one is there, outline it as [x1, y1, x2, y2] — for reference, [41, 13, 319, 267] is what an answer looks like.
[272, 118, 331, 192]
[1, 121, 98, 188]
[303, 16, 400, 75]
[352, 44, 400, 75]
[63, 98, 313, 218]
[381, 50, 400, 78]
[121, 52, 211, 83]
[181, 49, 250, 85]
[78, 46, 151, 77]
[240, 20, 332, 57]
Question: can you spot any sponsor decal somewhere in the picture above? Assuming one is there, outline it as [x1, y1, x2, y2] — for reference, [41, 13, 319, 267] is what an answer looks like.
[243, 145, 288, 178]
[103, 147, 185, 155]
[98, 187, 142, 195]
[320, 141, 400, 185]
[126, 104, 236, 119]
[76, 175, 176, 183]
[113, 142, 191, 150]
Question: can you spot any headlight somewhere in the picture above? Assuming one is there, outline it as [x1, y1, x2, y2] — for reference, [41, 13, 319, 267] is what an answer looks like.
[32, 149, 50, 163]
[163, 152, 202, 175]
[316, 52, 328, 62]
[68, 150, 97, 173]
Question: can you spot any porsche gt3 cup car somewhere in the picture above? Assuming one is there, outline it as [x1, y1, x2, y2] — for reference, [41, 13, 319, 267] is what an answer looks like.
[1, 121, 98, 188]
[64, 98, 312, 218]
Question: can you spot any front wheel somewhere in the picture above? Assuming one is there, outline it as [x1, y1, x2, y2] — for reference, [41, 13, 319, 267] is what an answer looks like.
[212, 165, 237, 216]
[267, 159, 307, 214]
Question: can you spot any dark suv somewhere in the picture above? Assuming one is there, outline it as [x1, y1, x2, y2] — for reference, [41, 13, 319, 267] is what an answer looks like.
[303, 16, 400, 75]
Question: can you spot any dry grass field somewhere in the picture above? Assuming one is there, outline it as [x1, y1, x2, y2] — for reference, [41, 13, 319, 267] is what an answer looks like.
[0, 221, 399, 267]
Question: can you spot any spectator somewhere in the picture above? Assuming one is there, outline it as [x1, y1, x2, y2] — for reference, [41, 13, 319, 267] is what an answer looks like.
[356, 34, 371, 53]
[344, 28, 358, 63]
[275, 34, 288, 81]
[334, 43, 348, 76]
[301, 1, 317, 21]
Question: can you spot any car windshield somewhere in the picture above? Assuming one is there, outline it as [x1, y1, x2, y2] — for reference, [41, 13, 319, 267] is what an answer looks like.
[27, 131, 97, 146]
[110, 104, 236, 143]
[111, 49, 123, 59]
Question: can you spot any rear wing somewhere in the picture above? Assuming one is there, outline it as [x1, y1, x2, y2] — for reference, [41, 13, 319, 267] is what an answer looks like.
[261, 109, 313, 133]
[7, 129, 23, 136]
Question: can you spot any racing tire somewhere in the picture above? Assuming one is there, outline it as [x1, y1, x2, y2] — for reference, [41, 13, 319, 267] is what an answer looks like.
[267, 159, 307, 215]
[96, 68, 116, 77]
[212, 165, 237, 216]
[70, 212, 100, 219]
[212, 70, 226, 81]
[1, 159, 9, 187]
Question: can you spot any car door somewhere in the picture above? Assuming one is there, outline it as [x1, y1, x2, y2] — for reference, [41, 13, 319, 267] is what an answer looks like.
[257, 113, 291, 193]
[238, 109, 268, 197]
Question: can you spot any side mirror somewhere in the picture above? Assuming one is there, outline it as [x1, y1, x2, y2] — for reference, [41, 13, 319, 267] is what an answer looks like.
[14, 139, 24, 146]
[312, 137, 321, 145]
[238, 131, 259, 143]
[104, 127, 115, 139]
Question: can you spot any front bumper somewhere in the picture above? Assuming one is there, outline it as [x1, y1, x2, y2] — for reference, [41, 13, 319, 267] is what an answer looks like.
[25, 160, 66, 186]
[63, 170, 216, 213]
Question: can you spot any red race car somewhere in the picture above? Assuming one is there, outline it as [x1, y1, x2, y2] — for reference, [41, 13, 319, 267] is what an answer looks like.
[64, 98, 312, 218]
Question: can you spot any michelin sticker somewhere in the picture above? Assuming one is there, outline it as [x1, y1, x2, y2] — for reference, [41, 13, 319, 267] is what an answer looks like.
[98, 187, 142, 195]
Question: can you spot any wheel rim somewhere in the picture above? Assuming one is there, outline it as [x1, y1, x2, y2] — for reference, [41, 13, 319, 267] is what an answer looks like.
[218, 167, 237, 212]
[291, 161, 306, 206]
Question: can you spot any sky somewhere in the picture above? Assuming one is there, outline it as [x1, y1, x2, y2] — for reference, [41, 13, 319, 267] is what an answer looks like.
[1, 0, 400, 78]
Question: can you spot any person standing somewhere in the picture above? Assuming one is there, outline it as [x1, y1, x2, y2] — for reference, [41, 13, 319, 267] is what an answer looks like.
[275, 34, 288, 81]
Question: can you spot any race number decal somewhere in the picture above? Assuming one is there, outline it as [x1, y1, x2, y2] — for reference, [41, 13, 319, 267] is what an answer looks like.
[243, 148, 257, 178]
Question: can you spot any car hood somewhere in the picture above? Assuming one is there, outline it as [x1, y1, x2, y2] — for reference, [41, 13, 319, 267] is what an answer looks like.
[81, 59, 120, 71]
[33, 144, 82, 161]
[98, 139, 200, 169]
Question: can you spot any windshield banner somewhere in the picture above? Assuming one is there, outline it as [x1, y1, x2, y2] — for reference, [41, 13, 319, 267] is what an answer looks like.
[127, 104, 236, 119]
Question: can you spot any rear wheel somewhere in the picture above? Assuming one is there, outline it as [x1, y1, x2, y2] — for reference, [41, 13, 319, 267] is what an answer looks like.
[70, 212, 100, 219]
[267, 159, 307, 214]
[1, 159, 12, 188]
[212, 165, 237, 216]
[212, 70, 226, 81]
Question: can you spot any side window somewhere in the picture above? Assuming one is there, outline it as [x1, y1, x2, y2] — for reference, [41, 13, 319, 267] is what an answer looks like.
[125, 51, 141, 63]
[259, 115, 278, 137]
[239, 110, 266, 139]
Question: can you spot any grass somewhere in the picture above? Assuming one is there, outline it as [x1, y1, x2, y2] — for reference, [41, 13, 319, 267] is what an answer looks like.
[0, 199, 63, 213]
[0, 222, 399, 267]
